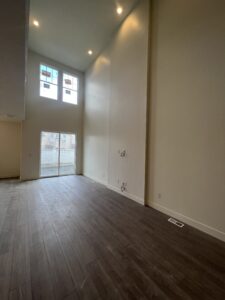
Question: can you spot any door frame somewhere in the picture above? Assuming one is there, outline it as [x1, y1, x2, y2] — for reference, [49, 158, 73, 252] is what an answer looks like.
[39, 130, 77, 178]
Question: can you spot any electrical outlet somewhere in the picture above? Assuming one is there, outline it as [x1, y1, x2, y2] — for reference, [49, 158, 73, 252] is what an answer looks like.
[120, 150, 126, 157]
[121, 182, 127, 192]
[118, 150, 127, 157]
[158, 193, 162, 199]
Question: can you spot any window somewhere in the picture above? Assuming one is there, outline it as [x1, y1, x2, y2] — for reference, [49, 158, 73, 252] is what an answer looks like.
[63, 73, 78, 105]
[40, 64, 58, 100]
[39, 64, 79, 105]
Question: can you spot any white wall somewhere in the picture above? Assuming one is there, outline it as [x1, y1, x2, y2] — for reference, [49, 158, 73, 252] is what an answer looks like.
[84, 0, 149, 204]
[21, 51, 84, 180]
[0, 1, 27, 121]
[0, 121, 21, 179]
[147, 0, 225, 241]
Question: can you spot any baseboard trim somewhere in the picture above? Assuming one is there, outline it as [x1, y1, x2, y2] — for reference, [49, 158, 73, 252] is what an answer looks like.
[83, 174, 108, 186]
[149, 202, 225, 242]
[106, 184, 144, 205]
[0, 176, 20, 180]
[83, 174, 144, 205]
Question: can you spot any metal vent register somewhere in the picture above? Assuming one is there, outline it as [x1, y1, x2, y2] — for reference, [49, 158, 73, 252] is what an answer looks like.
[168, 218, 184, 228]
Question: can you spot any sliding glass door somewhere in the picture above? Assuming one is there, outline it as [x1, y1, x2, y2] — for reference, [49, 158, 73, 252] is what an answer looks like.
[59, 133, 76, 176]
[40, 131, 76, 178]
[40, 132, 59, 177]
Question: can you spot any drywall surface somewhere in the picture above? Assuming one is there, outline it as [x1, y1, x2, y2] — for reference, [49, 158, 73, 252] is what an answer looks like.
[84, 0, 149, 204]
[147, 0, 225, 241]
[0, 121, 21, 178]
[20, 51, 84, 180]
[0, 1, 27, 121]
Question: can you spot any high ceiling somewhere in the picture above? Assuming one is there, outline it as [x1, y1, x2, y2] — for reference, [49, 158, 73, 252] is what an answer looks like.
[29, 0, 139, 71]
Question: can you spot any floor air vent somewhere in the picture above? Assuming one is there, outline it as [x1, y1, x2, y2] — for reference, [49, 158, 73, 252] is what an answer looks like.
[168, 217, 184, 228]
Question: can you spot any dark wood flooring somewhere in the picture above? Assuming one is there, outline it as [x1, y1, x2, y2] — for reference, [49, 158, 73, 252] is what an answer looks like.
[0, 176, 225, 300]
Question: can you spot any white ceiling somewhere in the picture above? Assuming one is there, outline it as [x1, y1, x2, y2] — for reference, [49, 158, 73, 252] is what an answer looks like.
[29, 0, 139, 71]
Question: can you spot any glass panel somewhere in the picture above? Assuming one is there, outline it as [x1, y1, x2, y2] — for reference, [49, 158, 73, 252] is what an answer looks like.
[40, 132, 59, 177]
[59, 133, 76, 176]
[40, 64, 58, 84]
[40, 81, 58, 100]
[63, 73, 78, 90]
[52, 69, 58, 85]
[63, 88, 78, 105]
[40, 64, 47, 81]
[40, 64, 58, 99]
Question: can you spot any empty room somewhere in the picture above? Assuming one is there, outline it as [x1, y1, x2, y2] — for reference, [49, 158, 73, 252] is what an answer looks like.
[0, 0, 225, 299]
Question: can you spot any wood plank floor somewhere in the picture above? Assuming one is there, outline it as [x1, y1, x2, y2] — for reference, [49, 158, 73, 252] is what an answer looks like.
[0, 176, 225, 300]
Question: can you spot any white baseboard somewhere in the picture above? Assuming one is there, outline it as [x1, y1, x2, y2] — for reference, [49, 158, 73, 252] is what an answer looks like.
[20, 177, 39, 181]
[150, 202, 225, 243]
[83, 174, 144, 205]
[106, 184, 144, 205]
[83, 174, 108, 186]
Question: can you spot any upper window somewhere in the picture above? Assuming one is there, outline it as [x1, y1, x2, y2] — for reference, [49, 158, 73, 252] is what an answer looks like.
[63, 73, 78, 105]
[40, 64, 58, 100]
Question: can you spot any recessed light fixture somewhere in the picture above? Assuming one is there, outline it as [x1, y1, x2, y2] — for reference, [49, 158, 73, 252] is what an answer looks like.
[33, 19, 40, 27]
[88, 50, 93, 56]
[117, 6, 123, 15]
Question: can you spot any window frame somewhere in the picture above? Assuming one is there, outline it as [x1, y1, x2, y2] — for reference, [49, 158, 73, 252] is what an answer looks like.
[39, 63, 59, 101]
[39, 130, 77, 178]
[62, 72, 79, 105]
[39, 63, 79, 106]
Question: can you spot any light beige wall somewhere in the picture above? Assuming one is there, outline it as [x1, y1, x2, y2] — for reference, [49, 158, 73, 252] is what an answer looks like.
[84, 0, 149, 204]
[0, 121, 21, 178]
[0, 1, 27, 121]
[21, 51, 84, 180]
[147, 0, 225, 241]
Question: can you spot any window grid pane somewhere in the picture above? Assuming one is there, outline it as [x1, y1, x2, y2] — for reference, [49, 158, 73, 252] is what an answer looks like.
[63, 88, 78, 105]
[63, 73, 78, 91]
[40, 81, 58, 100]
[63, 73, 78, 105]
[40, 64, 58, 100]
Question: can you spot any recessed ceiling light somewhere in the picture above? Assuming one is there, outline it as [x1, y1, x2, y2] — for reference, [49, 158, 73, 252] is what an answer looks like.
[33, 20, 40, 27]
[88, 50, 93, 56]
[117, 6, 123, 15]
